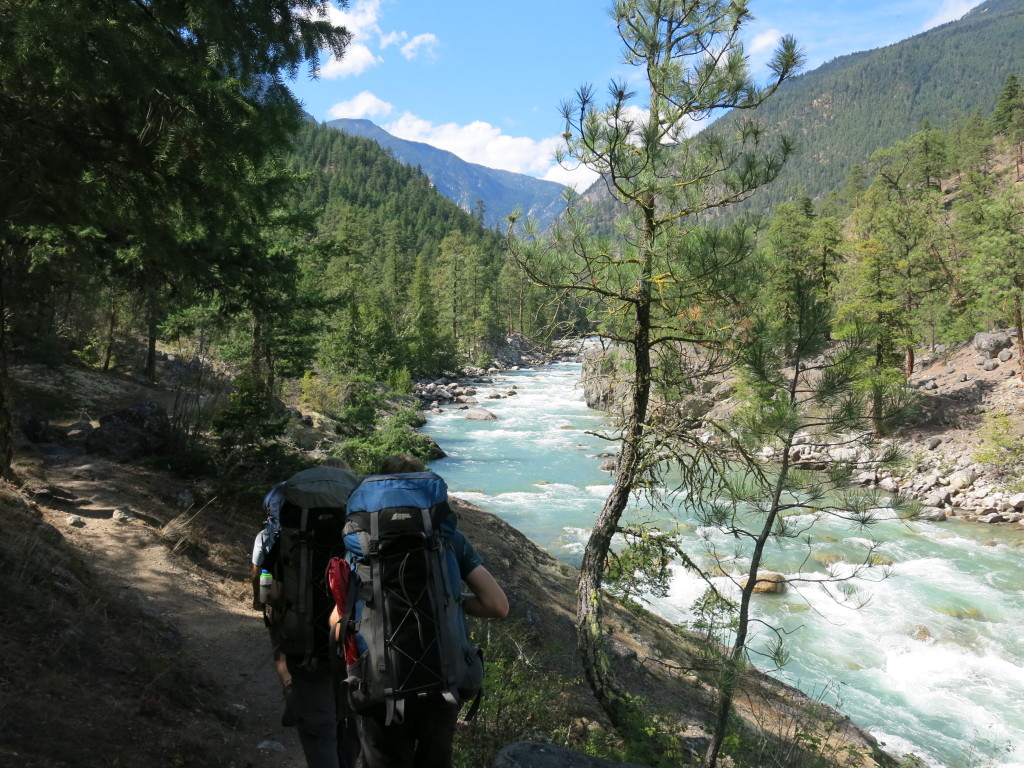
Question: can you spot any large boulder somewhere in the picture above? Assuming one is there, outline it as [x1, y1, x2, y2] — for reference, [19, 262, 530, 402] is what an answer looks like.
[85, 401, 169, 460]
[945, 468, 978, 493]
[580, 346, 630, 413]
[742, 571, 787, 594]
[972, 331, 1012, 359]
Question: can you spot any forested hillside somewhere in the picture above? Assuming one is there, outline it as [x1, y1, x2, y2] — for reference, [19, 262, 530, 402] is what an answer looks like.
[574, 0, 1024, 225]
[723, 0, 1024, 212]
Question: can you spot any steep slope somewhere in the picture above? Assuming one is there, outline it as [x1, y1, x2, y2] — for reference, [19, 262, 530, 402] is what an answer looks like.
[323, 118, 566, 231]
[576, 0, 1024, 220]
[719, 0, 1024, 212]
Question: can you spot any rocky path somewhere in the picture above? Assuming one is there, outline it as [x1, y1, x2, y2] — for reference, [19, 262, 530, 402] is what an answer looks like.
[32, 457, 308, 768]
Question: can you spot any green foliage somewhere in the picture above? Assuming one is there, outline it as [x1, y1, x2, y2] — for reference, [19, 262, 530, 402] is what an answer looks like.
[385, 367, 413, 395]
[332, 411, 441, 476]
[992, 73, 1023, 135]
[972, 412, 1024, 474]
[453, 627, 582, 768]
[604, 522, 690, 604]
[587, 698, 692, 768]
[211, 377, 289, 471]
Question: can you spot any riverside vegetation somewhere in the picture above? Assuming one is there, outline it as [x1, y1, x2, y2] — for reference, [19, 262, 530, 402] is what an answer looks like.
[4, 1, 1024, 766]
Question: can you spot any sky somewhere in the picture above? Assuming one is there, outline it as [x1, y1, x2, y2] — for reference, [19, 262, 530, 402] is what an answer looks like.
[287, 0, 986, 190]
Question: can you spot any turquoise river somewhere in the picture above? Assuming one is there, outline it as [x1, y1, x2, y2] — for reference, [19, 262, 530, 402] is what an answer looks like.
[425, 363, 1024, 768]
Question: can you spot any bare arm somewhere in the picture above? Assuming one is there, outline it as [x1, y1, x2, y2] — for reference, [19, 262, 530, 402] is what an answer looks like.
[462, 564, 509, 619]
[250, 564, 263, 611]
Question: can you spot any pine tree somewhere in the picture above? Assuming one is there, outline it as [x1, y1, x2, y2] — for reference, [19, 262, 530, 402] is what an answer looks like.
[508, 0, 801, 753]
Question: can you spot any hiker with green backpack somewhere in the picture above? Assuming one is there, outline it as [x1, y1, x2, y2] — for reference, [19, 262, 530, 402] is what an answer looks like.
[255, 458, 363, 768]
[328, 454, 509, 768]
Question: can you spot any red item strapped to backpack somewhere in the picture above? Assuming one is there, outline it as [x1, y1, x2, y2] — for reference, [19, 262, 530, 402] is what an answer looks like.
[325, 557, 359, 667]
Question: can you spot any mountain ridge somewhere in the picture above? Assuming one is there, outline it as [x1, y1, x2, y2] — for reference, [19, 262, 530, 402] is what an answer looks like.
[322, 118, 567, 231]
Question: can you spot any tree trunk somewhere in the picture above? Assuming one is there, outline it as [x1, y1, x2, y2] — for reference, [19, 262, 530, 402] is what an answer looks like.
[704, 380, 797, 767]
[905, 345, 915, 380]
[1016, 294, 1024, 383]
[145, 318, 158, 383]
[0, 245, 14, 478]
[872, 341, 885, 437]
[102, 297, 117, 372]
[576, 289, 652, 728]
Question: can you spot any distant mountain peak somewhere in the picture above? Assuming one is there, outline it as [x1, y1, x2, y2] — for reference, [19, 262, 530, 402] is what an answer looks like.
[323, 118, 566, 231]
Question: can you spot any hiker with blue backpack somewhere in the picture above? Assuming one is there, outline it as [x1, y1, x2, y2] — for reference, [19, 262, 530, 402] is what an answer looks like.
[328, 454, 509, 768]
[253, 458, 363, 768]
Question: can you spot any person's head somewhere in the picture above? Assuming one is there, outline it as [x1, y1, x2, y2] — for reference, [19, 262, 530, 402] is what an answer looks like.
[377, 454, 427, 475]
[322, 456, 351, 471]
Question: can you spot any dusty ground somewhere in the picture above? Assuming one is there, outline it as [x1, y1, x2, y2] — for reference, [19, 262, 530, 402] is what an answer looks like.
[33, 460, 306, 768]
[7, 363, 307, 767]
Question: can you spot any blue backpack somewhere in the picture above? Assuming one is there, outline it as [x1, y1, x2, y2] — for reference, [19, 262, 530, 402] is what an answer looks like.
[342, 471, 483, 725]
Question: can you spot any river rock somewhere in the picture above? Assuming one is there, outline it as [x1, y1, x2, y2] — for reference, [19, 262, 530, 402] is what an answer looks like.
[494, 742, 651, 768]
[742, 572, 787, 594]
[922, 489, 950, 507]
[945, 468, 977, 492]
[920, 506, 947, 522]
[464, 407, 498, 421]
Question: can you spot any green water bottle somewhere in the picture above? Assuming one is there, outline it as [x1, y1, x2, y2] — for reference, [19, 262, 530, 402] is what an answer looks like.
[259, 569, 273, 604]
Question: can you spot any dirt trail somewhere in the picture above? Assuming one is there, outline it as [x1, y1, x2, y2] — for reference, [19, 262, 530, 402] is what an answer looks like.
[34, 457, 308, 768]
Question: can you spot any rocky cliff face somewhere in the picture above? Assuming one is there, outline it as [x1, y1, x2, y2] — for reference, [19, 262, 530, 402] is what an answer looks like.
[581, 330, 1024, 531]
[580, 344, 734, 422]
[581, 346, 631, 414]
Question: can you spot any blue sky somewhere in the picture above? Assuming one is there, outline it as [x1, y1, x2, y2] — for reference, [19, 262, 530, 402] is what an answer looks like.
[288, 0, 984, 189]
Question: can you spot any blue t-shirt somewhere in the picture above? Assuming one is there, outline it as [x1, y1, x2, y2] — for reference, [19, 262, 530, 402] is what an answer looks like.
[449, 529, 484, 579]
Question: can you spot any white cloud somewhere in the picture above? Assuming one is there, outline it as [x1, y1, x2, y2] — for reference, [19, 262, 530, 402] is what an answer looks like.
[321, 44, 381, 78]
[325, 0, 382, 35]
[327, 91, 394, 120]
[400, 33, 439, 61]
[922, 0, 984, 30]
[319, 0, 385, 78]
[543, 162, 600, 191]
[379, 30, 406, 48]
[749, 28, 782, 56]
[382, 112, 599, 189]
[383, 115, 547, 174]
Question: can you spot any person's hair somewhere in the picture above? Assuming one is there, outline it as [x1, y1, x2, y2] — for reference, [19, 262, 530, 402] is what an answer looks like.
[322, 457, 351, 471]
[377, 454, 427, 474]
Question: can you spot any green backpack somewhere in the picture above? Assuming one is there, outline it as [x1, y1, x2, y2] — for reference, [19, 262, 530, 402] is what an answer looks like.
[265, 465, 360, 671]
